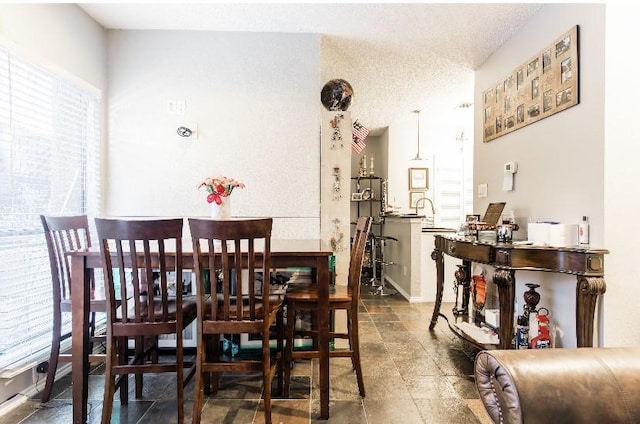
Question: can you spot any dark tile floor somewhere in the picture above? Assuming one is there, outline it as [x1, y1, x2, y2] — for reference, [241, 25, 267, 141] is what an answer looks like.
[0, 292, 492, 424]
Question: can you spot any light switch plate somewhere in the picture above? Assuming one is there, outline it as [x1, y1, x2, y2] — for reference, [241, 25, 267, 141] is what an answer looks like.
[478, 183, 488, 198]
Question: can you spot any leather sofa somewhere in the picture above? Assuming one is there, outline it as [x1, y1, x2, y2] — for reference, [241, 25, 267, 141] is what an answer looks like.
[474, 347, 640, 424]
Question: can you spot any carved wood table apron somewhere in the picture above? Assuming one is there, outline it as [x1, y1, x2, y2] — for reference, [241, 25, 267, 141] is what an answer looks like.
[69, 239, 333, 424]
[429, 235, 608, 350]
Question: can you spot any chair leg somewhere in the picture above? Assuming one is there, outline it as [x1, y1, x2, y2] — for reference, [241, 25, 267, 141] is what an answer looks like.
[276, 308, 284, 396]
[101, 339, 118, 424]
[89, 312, 96, 352]
[263, 337, 272, 424]
[349, 308, 365, 397]
[41, 325, 61, 403]
[192, 361, 204, 424]
[118, 337, 129, 405]
[202, 335, 212, 396]
[176, 335, 184, 424]
[283, 303, 296, 398]
[210, 335, 220, 395]
[192, 332, 207, 424]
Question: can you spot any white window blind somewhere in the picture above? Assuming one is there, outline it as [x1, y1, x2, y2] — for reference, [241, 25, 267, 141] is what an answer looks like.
[433, 141, 473, 230]
[0, 45, 101, 374]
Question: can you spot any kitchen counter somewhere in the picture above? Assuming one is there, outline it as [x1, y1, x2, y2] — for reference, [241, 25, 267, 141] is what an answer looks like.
[382, 216, 458, 302]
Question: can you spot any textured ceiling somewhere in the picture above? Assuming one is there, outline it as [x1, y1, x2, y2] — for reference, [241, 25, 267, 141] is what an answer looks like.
[79, 2, 543, 134]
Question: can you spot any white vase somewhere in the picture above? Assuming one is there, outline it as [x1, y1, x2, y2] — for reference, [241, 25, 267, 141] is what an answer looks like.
[210, 197, 231, 220]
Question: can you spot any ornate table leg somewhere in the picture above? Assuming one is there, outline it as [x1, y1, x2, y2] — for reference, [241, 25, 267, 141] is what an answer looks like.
[429, 248, 444, 329]
[493, 268, 516, 350]
[453, 261, 471, 315]
[576, 276, 606, 347]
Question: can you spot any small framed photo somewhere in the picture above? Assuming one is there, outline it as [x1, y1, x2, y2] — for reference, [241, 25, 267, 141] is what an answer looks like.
[409, 191, 426, 209]
[466, 214, 481, 223]
[351, 192, 363, 201]
[409, 168, 428, 190]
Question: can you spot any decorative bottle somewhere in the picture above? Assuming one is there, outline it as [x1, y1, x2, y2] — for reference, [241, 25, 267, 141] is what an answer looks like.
[579, 216, 589, 245]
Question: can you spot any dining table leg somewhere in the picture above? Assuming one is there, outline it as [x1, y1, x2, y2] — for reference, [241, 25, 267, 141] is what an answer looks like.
[71, 255, 91, 424]
[316, 256, 330, 419]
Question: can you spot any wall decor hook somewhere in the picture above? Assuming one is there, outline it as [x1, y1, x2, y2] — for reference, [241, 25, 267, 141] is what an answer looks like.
[177, 126, 192, 137]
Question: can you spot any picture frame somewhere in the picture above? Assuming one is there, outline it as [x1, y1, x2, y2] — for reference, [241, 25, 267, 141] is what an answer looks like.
[409, 191, 426, 209]
[482, 25, 579, 142]
[351, 192, 363, 201]
[409, 168, 428, 190]
[466, 214, 481, 223]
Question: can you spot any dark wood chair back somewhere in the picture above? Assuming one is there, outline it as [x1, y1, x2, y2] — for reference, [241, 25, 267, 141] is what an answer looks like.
[188, 217, 283, 424]
[348, 216, 373, 306]
[94, 217, 193, 423]
[189, 218, 274, 330]
[39, 214, 107, 403]
[282, 215, 372, 399]
[40, 214, 93, 309]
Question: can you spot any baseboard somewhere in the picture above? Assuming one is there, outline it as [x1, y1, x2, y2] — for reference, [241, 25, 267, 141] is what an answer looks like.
[0, 363, 71, 417]
[382, 275, 410, 300]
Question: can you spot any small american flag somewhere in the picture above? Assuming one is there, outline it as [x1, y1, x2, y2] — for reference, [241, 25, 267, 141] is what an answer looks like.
[352, 120, 370, 153]
[352, 134, 366, 154]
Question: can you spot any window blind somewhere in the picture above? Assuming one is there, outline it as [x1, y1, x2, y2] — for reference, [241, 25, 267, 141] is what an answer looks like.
[433, 146, 473, 229]
[0, 45, 101, 375]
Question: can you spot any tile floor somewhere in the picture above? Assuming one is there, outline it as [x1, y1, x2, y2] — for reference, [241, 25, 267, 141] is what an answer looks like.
[0, 293, 492, 424]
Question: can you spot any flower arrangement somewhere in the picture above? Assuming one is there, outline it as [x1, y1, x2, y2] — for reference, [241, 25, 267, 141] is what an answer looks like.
[199, 176, 245, 204]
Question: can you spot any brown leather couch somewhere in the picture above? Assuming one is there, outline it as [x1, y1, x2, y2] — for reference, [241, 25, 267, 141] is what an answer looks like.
[474, 347, 640, 424]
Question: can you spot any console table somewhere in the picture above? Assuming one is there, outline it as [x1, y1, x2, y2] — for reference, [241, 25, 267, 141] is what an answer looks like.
[429, 235, 608, 349]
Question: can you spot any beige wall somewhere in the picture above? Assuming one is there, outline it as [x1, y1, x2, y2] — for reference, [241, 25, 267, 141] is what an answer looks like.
[475, 3, 640, 348]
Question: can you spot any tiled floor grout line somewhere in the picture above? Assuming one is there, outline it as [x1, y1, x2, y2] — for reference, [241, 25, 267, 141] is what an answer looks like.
[1, 295, 494, 424]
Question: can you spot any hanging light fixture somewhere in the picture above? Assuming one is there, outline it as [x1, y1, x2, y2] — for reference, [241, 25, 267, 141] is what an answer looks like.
[411, 109, 423, 161]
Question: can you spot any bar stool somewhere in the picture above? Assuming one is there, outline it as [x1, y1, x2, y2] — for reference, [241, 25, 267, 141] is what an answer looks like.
[370, 234, 398, 296]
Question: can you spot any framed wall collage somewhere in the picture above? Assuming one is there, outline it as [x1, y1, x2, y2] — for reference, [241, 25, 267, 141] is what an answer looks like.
[482, 25, 579, 143]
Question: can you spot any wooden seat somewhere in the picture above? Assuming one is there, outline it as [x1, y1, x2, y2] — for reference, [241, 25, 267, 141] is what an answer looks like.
[284, 216, 372, 397]
[95, 217, 197, 424]
[188, 218, 284, 424]
[39, 214, 108, 403]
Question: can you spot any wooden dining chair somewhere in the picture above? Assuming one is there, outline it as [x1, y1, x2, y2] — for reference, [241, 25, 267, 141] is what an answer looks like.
[39, 214, 107, 403]
[95, 217, 197, 424]
[283, 216, 372, 398]
[188, 218, 284, 424]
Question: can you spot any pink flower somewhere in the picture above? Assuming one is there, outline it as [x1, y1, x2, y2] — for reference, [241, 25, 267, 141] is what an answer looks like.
[199, 175, 245, 203]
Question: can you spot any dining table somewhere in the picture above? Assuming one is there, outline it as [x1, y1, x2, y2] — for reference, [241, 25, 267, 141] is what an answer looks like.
[69, 238, 334, 424]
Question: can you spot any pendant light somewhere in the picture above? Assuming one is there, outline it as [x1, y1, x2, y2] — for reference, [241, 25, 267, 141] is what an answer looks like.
[411, 109, 423, 161]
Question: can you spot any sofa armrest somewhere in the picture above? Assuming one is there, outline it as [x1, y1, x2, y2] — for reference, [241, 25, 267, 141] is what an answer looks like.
[474, 347, 640, 424]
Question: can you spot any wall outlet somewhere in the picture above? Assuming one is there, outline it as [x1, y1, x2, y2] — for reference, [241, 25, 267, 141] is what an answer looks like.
[176, 100, 186, 115]
[36, 361, 49, 374]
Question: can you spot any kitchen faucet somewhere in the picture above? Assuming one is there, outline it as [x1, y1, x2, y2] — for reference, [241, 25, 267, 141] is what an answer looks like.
[415, 196, 436, 226]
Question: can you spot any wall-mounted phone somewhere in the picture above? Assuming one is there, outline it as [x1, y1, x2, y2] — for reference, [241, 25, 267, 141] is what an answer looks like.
[503, 161, 518, 191]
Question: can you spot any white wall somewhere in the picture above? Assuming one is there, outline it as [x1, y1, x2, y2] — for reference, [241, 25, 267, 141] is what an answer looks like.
[0, 4, 106, 91]
[106, 30, 321, 238]
[603, 4, 640, 347]
[475, 3, 639, 348]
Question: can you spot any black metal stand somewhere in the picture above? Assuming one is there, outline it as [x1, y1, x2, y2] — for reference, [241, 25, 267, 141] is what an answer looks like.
[370, 235, 398, 296]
